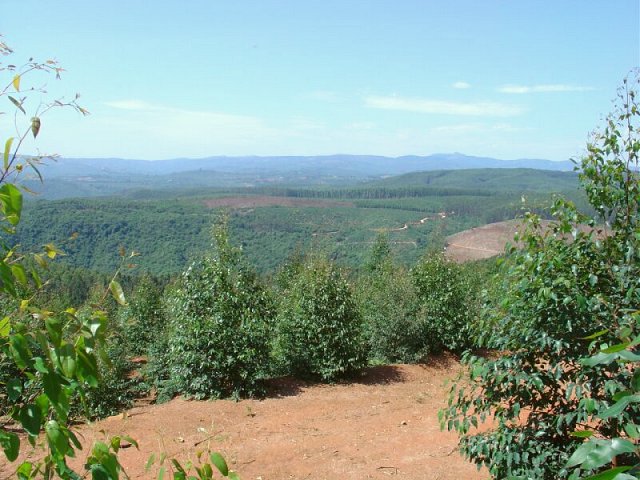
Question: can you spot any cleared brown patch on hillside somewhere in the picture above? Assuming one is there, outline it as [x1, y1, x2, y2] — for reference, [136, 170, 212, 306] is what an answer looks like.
[203, 196, 353, 209]
[445, 220, 605, 263]
[444, 220, 524, 262]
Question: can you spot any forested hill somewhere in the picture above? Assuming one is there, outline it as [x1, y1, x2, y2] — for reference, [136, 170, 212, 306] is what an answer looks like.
[24, 153, 574, 199]
[366, 168, 579, 192]
[14, 167, 584, 275]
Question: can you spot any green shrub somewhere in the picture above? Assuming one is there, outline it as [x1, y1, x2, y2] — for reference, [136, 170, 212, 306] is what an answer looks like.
[358, 234, 422, 363]
[119, 275, 166, 357]
[441, 77, 640, 480]
[276, 255, 367, 381]
[80, 329, 136, 419]
[159, 220, 273, 400]
[411, 252, 478, 354]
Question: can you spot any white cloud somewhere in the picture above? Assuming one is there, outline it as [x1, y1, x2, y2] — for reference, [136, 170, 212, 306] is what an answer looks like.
[452, 81, 471, 89]
[498, 84, 594, 94]
[364, 95, 524, 117]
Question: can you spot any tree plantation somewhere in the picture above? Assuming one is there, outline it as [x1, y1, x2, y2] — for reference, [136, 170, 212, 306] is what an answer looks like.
[0, 40, 638, 480]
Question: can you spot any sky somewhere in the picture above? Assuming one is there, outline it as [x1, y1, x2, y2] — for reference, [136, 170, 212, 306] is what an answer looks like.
[2, 0, 639, 161]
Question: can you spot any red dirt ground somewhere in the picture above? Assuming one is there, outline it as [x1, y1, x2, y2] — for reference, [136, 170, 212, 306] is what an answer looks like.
[2, 360, 487, 480]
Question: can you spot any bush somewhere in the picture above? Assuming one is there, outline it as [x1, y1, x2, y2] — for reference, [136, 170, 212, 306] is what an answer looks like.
[80, 328, 136, 419]
[441, 76, 640, 480]
[276, 255, 367, 381]
[158, 220, 273, 400]
[358, 234, 421, 363]
[118, 275, 166, 357]
[411, 252, 478, 354]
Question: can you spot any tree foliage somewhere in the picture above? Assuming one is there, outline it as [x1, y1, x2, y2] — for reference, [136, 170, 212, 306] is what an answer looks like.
[0, 38, 135, 479]
[276, 254, 367, 381]
[359, 234, 421, 363]
[441, 75, 640, 479]
[158, 219, 273, 400]
[411, 252, 478, 355]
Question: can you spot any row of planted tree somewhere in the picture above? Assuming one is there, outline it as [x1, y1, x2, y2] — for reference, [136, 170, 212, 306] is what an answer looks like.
[21, 225, 486, 417]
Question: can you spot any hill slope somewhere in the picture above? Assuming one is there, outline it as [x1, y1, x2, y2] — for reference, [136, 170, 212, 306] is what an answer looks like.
[24, 154, 574, 199]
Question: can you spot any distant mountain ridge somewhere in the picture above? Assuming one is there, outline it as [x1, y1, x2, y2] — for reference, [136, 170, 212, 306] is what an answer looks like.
[37, 153, 574, 178]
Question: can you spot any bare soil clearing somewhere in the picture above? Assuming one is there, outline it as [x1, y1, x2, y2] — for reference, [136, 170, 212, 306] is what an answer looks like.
[444, 220, 524, 262]
[3, 360, 486, 479]
[445, 219, 605, 263]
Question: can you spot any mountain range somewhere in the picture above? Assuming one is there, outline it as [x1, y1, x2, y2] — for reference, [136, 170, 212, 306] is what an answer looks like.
[22, 153, 575, 199]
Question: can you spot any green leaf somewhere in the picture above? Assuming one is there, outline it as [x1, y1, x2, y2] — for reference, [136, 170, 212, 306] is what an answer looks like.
[16, 461, 33, 480]
[109, 280, 127, 306]
[7, 377, 22, 402]
[44, 243, 64, 259]
[19, 404, 43, 437]
[570, 430, 595, 438]
[146, 453, 156, 472]
[227, 472, 241, 480]
[172, 459, 186, 474]
[580, 329, 610, 340]
[599, 395, 640, 419]
[602, 342, 630, 354]
[0, 183, 23, 226]
[582, 466, 633, 480]
[8, 95, 25, 114]
[26, 158, 44, 183]
[566, 438, 637, 470]
[210, 452, 229, 476]
[58, 344, 77, 378]
[45, 420, 69, 456]
[11, 264, 27, 285]
[9, 334, 31, 369]
[68, 429, 82, 450]
[3, 137, 14, 170]
[110, 436, 121, 453]
[0, 316, 10, 337]
[121, 435, 138, 449]
[0, 430, 20, 462]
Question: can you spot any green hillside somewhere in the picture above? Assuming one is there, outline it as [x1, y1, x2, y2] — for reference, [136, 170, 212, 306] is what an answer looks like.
[367, 168, 579, 192]
[14, 168, 584, 275]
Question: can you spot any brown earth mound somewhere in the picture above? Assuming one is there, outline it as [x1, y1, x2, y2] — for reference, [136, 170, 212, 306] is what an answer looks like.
[2, 360, 486, 480]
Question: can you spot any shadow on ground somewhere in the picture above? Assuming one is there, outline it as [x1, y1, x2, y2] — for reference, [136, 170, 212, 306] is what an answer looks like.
[263, 364, 408, 399]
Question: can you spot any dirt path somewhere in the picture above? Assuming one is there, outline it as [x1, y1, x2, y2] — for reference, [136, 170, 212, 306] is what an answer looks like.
[2, 361, 487, 479]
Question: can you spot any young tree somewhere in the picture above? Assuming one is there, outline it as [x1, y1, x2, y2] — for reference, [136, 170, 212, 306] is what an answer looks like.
[440, 75, 640, 479]
[359, 234, 421, 363]
[158, 218, 273, 400]
[0, 38, 134, 479]
[411, 252, 478, 355]
[276, 254, 367, 381]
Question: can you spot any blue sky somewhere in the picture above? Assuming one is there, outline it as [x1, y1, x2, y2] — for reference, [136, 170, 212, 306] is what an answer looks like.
[2, 1, 639, 161]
